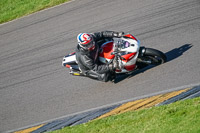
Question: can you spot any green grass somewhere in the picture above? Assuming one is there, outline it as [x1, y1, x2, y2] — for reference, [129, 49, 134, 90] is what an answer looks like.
[0, 0, 69, 24]
[50, 97, 200, 133]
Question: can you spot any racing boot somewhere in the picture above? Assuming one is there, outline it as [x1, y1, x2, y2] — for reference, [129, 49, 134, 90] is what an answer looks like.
[86, 70, 110, 82]
[69, 69, 84, 76]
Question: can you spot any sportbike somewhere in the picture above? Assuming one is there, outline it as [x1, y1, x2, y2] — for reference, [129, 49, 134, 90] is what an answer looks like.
[62, 34, 167, 78]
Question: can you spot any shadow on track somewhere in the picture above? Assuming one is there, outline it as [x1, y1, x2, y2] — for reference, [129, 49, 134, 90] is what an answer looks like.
[165, 44, 193, 62]
[114, 44, 193, 83]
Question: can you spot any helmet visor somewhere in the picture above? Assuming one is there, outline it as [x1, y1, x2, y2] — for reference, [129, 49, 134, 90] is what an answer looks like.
[80, 40, 95, 50]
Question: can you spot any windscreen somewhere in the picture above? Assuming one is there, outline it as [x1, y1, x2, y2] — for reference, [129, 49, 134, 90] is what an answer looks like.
[113, 38, 131, 49]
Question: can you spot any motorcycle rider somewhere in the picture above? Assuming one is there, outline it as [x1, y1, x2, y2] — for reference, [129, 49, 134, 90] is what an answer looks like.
[75, 31, 124, 82]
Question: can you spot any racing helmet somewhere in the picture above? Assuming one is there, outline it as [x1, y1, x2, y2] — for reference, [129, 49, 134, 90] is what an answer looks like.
[77, 33, 95, 50]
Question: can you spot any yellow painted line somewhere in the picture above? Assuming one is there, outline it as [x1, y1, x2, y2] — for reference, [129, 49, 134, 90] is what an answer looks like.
[14, 124, 45, 133]
[96, 88, 190, 120]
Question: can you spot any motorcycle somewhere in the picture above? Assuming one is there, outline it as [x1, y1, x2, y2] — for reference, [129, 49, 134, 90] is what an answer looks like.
[62, 34, 167, 78]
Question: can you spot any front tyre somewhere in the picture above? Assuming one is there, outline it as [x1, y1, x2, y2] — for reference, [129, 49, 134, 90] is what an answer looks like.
[144, 48, 167, 64]
[137, 48, 167, 68]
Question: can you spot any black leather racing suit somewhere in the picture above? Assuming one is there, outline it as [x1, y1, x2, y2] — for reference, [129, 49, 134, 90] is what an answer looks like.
[75, 31, 119, 82]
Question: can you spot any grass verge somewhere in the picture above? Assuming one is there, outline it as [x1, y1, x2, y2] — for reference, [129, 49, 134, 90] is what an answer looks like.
[50, 97, 200, 133]
[0, 0, 69, 24]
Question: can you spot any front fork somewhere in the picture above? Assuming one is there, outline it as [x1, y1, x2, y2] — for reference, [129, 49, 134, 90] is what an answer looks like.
[137, 47, 152, 64]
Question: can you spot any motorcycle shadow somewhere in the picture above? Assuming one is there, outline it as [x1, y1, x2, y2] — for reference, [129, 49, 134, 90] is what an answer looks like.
[114, 44, 193, 83]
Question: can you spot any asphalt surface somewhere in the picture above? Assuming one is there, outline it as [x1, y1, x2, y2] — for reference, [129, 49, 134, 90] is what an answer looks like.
[0, 0, 200, 132]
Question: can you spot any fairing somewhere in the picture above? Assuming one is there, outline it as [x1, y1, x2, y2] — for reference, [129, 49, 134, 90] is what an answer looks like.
[99, 36, 140, 73]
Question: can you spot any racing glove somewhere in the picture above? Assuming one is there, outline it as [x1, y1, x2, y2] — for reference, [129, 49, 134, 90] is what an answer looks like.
[108, 60, 118, 71]
[100, 31, 124, 38]
[109, 59, 125, 71]
[113, 31, 124, 38]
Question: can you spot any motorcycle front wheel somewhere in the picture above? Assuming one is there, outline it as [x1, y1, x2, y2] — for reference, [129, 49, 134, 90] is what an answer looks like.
[137, 48, 167, 68]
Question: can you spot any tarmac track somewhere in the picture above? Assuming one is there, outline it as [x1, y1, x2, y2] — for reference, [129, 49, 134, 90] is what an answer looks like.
[0, 0, 200, 132]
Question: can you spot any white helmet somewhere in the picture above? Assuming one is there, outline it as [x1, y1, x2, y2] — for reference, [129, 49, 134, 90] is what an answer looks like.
[77, 33, 95, 50]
